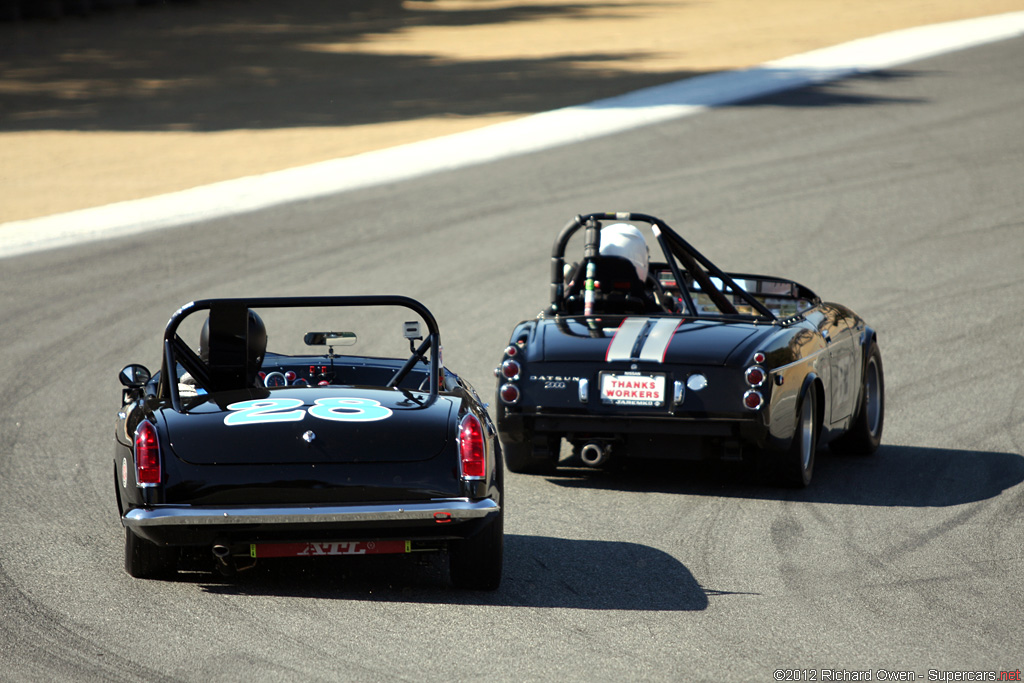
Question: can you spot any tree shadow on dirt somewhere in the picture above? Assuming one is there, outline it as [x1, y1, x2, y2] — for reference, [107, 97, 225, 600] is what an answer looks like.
[0, 0, 922, 134]
[0, 0, 699, 132]
[195, 533, 713, 610]
[543, 444, 1024, 507]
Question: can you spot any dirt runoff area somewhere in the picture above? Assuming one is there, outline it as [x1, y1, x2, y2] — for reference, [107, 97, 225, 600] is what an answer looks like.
[1, 0, 1022, 224]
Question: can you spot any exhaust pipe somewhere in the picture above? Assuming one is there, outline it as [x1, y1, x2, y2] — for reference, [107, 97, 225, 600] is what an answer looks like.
[579, 442, 610, 467]
[212, 544, 236, 576]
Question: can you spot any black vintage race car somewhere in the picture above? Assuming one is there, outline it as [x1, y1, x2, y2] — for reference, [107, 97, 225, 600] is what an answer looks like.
[115, 295, 503, 589]
[495, 212, 883, 487]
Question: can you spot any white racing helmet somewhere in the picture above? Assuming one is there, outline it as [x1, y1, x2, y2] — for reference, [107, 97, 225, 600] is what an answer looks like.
[599, 223, 649, 282]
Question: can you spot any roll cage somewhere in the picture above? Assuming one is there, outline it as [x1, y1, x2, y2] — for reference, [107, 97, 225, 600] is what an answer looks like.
[547, 212, 819, 321]
[159, 295, 442, 412]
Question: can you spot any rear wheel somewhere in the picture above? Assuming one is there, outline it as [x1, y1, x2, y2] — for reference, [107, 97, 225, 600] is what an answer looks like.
[502, 433, 558, 475]
[776, 386, 819, 488]
[449, 511, 503, 590]
[830, 341, 884, 455]
[124, 527, 178, 579]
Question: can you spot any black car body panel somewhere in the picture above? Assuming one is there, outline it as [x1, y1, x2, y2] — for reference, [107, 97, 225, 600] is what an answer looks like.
[495, 213, 884, 486]
[116, 295, 503, 588]
[162, 387, 454, 466]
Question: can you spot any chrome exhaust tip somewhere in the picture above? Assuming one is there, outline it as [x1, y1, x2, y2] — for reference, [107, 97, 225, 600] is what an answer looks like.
[212, 544, 235, 576]
[579, 442, 610, 467]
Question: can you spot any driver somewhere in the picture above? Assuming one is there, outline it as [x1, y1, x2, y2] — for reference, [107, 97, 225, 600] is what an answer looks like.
[181, 309, 267, 395]
[199, 309, 267, 371]
[562, 223, 673, 313]
[598, 223, 649, 283]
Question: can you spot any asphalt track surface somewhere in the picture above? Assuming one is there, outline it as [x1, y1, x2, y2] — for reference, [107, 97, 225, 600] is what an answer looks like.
[1, 37, 1023, 683]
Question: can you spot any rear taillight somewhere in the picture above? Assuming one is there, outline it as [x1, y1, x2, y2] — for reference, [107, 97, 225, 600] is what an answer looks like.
[500, 359, 521, 379]
[459, 414, 486, 479]
[499, 383, 520, 404]
[743, 390, 764, 410]
[134, 420, 161, 486]
[745, 366, 766, 387]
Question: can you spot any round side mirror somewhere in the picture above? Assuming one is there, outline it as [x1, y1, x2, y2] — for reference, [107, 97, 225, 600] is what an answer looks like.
[119, 364, 151, 388]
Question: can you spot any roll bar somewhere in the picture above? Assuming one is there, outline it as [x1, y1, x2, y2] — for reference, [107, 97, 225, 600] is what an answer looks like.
[548, 211, 778, 320]
[160, 295, 441, 412]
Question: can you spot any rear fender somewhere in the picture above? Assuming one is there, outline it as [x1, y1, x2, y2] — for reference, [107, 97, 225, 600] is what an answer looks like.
[826, 325, 877, 441]
[765, 372, 823, 451]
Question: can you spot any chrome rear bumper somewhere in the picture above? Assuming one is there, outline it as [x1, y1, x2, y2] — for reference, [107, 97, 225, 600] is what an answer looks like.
[124, 498, 499, 530]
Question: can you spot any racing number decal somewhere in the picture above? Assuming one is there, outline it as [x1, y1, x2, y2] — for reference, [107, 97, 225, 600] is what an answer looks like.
[307, 397, 393, 423]
[224, 398, 306, 426]
[224, 397, 392, 426]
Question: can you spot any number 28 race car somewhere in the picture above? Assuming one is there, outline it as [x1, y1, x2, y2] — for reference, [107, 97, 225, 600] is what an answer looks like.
[116, 296, 503, 589]
[495, 212, 884, 487]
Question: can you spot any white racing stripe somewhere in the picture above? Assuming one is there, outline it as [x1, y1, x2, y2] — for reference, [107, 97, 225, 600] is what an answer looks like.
[3, 12, 1024, 260]
[605, 318, 649, 362]
[605, 317, 682, 363]
[638, 319, 683, 363]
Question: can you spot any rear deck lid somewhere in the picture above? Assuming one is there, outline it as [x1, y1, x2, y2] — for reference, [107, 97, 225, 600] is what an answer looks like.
[162, 387, 453, 465]
[541, 316, 765, 366]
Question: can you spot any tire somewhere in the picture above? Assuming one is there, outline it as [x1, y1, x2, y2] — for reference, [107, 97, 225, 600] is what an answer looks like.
[124, 527, 178, 579]
[776, 385, 819, 488]
[830, 341, 884, 455]
[449, 511, 503, 590]
[502, 434, 557, 475]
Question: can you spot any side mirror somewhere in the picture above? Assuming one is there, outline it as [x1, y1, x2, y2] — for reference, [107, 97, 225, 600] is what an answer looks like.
[119, 364, 151, 388]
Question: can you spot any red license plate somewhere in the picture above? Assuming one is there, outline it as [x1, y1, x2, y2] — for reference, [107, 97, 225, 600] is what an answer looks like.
[251, 540, 411, 558]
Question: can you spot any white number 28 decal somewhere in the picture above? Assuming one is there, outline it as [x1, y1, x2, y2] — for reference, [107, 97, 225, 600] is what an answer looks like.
[224, 397, 393, 426]
[308, 397, 393, 422]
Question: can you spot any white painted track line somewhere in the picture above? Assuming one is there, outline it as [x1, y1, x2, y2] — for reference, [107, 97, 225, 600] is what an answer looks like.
[3, 11, 1023, 260]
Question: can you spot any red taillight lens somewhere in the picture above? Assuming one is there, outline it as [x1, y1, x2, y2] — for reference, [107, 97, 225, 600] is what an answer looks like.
[753, 351, 766, 364]
[134, 420, 161, 486]
[459, 414, 486, 479]
[501, 359, 521, 379]
[504, 345, 518, 357]
[745, 366, 766, 387]
[743, 390, 764, 410]
[499, 383, 520, 404]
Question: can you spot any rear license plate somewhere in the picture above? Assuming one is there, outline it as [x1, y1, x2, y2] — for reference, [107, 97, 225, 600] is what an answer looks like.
[251, 540, 411, 558]
[599, 372, 666, 407]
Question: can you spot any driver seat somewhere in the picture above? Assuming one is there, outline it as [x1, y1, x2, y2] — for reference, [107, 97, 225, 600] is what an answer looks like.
[563, 256, 661, 315]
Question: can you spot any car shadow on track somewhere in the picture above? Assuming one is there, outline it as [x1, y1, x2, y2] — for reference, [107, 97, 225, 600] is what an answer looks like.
[543, 444, 1024, 507]
[195, 534, 711, 610]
